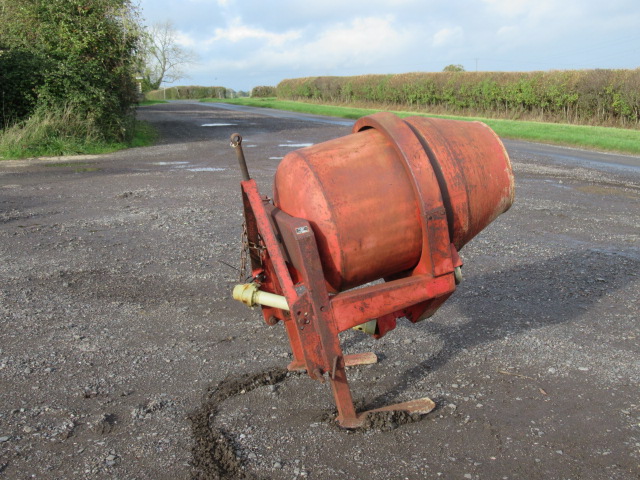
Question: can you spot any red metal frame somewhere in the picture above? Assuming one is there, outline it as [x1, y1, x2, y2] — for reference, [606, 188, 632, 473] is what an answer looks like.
[231, 112, 514, 428]
[240, 177, 457, 428]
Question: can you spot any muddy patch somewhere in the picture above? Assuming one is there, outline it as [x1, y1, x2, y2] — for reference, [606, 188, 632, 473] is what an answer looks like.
[189, 368, 289, 479]
[189, 366, 431, 479]
[358, 410, 422, 432]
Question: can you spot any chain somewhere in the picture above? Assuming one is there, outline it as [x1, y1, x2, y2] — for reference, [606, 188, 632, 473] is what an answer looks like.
[240, 221, 249, 282]
[239, 221, 265, 282]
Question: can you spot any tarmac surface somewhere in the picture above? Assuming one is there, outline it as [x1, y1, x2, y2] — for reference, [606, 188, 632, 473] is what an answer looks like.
[1, 102, 639, 479]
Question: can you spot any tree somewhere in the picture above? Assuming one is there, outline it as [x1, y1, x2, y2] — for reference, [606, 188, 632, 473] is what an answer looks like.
[0, 48, 47, 127]
[443, 64, 466, 72]
[140, 21, 197, 91]
[0, 0, 142, 140]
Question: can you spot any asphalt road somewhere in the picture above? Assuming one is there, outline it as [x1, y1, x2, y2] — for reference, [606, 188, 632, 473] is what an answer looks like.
[1, 102, 638, 479]
[189, 100, 640, 171]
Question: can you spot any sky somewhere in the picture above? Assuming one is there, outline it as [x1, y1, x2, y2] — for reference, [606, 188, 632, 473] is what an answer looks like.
[137, 0, 640, 92]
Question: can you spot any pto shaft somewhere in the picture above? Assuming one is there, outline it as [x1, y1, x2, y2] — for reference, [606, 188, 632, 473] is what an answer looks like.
[233, 282, 289, 311]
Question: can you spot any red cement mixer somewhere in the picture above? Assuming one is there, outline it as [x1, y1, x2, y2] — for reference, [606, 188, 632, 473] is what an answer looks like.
[230, 112, 514, 428]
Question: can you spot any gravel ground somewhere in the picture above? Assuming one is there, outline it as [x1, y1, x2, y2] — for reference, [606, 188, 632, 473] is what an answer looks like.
[1, 102, 639, 479]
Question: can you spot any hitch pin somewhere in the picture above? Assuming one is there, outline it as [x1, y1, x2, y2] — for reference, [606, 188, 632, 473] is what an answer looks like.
[230, 133, 251, 181]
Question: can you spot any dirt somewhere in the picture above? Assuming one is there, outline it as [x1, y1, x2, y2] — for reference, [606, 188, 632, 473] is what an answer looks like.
[190, 368, 289, 480]
[1, 102, 639, 479]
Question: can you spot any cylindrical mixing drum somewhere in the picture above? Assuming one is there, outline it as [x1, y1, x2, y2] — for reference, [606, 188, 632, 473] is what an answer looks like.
[273, 113, 514, 292]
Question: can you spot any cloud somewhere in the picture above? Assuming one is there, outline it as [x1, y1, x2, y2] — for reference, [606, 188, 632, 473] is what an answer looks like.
[481, 0, 530, 17]
[138, 0, 640, 90]
[497, 25, 517, 37]
[210, 17, 302, 47]
[298, 16, 414, 67]
[432, 26, 464, 47]
[203, 15, 417, 73]
[175, 31, 198, 48]
[480, 0, 567, 20]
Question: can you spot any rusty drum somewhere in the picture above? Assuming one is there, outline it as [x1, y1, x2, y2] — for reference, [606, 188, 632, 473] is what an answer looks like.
[273, 112, 514, 292]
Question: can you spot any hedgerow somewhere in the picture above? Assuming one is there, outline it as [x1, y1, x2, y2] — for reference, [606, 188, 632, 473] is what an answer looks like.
[145, 86, 231, 100]
[277, 70, 640, 127]
[251, 86, 276, 98]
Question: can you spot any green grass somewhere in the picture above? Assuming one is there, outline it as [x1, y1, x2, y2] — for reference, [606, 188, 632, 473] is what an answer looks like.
[128, 119, 158, 148]
[202, 97, 375, 119]
[0, 116, 158, 160]
[137, 100, 169, 106]
[201, 97, 640, 155]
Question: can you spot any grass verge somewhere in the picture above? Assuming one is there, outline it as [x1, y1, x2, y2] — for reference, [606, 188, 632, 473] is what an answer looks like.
[201, 97, 640, 155]
[137, 100, 169, 106]
[128, 120, 158, 148]
[0, 111, 158, 160]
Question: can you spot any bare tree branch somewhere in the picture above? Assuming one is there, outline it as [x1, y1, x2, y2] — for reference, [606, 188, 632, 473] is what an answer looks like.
[141, 21, 197, 91]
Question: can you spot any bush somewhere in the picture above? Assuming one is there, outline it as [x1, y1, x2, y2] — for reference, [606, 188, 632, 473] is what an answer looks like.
[0, 48, 49, 127]
[0, 0, 141, 146]
[251, 86, 276, 97]
[0, 102, 134, 158]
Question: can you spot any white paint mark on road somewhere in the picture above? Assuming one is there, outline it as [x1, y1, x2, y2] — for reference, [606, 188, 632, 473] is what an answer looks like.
[187, 167, 226, 172]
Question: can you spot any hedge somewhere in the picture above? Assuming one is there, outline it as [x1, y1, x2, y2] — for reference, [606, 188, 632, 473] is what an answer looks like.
[145, 86, 232, 100]
[276, 70, 640, 127]
[251, 86, 276, 98]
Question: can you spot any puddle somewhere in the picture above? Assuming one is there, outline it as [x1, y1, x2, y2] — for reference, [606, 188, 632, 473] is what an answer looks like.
[187, 167, 226, 172]
[201, 123, 237, 127]
[278, 143, 314, 148]
[151, 161, 189, 166]
[269, 157, 284, 160]
[543, 179, 571, 190]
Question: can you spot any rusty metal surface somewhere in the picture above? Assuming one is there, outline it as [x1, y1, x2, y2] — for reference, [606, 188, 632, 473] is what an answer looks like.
[273, 113, 514, 291]
[404, 117, 515, 249]
[273, 126, 422, 292]
[353, 113, 452, 280]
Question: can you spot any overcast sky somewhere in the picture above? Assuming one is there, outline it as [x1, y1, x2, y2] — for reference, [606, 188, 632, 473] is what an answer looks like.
[137, 0, 640, 92]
